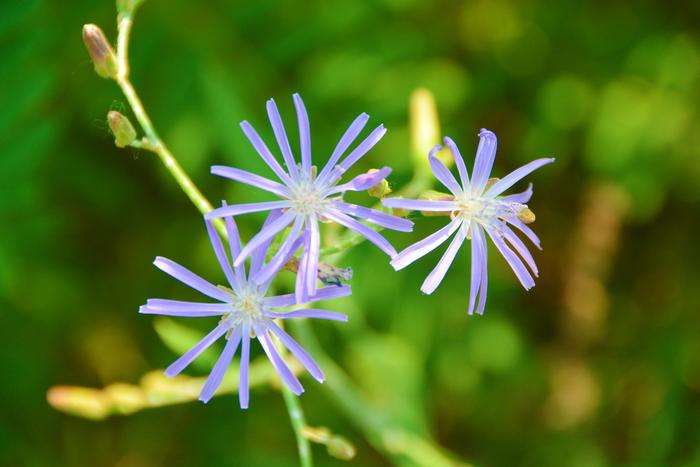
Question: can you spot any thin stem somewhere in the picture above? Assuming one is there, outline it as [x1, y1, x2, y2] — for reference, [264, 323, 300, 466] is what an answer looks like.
[282, 384, 313, 467]
[114, 9, 226, 238]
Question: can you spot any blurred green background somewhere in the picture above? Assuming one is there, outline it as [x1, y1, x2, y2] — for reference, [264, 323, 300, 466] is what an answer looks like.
[2, 0, 700, 465]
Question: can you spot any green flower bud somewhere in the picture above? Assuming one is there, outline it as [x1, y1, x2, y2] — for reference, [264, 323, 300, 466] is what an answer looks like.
[326, 435, 356, 461]
[82, 24, 118, 79]
[367, 169, 392, 198]
[108, 111, 138, 148]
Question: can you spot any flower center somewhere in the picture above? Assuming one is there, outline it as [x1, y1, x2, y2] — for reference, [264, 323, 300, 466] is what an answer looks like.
[289, 180, 328, 217]
[454, 195, 525, 225]
[224, 286, 265, 327]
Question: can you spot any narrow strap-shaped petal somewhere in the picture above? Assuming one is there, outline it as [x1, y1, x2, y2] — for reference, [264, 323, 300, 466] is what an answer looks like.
[240, 120, 292, 184]
[204, 200, 291, 219]
[266, 308, 349, 321]
[485, 227, 535, 290]
[249, 209, 284, 275]
[256, 326, 304, 395]
[499, 183, 533, 204]
[391, 219, 462, 270]
[205, 218, 237, 289]
[323, 125, 387, 187]
[429, 146, 463, 196]
[323, 209, 397, 257]
[305, 219, 321, 298]
[471, 224, 489, 315]
[293, 94, 312, 173]
[333, 201, 413, 232]
[199, 328, 241, 403]
[252, 216, 304, 284]
[267, 98, 299, 178]
[294, 233, 310, 303]
[443, 136, 470, 187]
[140, 300, 229, 317]
[264, 285, 352, 308]
[466, 223, 483, 315]
[505, 216, 541, 249]
[223, 206, 246, 285]
[234, 211, 296, 267]
[420, 224, 466, 294]
[153, 257, 232, 302]
[501, 224, 538, 276]
[326, 166, 392, 195]
[239, 324, 251, 409]
[485, 158, 555, 198]
[471, 129, 498, 195]
[211, 165, 291, 198]
[317, 113, 370, 184]
[381, 198, 457, 212]
[267, 321, 324, 382]
[165, 323, 228, 377]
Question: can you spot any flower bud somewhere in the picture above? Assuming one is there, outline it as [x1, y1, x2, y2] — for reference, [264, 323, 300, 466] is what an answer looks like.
[326, 435, 356, 461]
[46, 386, 110, 420]
[366, 169, 392, 198]
[82, 24, 118, 79]
[410, 88, 443, 172]
[518, 207, 536, 224]
[108, 111, 138, 147]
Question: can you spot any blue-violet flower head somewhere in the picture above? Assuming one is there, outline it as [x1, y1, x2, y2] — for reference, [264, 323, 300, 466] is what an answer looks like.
[204, 94, 413, 302]
[140, 211, 350, 408]
[382, 129, 554, 315]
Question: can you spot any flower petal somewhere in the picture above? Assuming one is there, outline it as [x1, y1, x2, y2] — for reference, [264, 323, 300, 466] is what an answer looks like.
[239, 325, 251, 409]
[420, 224, 466, 294]
[234, 211, 296, 267]
[153, 257, 232, 302]
[252, 216, 304, 284]
[204, 200, 291, 219]
[205, 217, 237, 289]
[223, 206, 246, 285]
[391, 218, 462, 270]
[506, 216, 541, 249]
[140, 300, 229, 317]
[333, 201, 413, 232]
[305, 219, 321, 298]
[381, 198, 457, 212]
[443, 136, 470, 187]
[267, 98, 299, 178]
[240, 120, 292, 184]
[323, 125, 387, 186]
[256, 326, 304, 395]
[266, 308, 349, 321]
[317, 113, 369, 184]
[323, 209, 397, 257]
[211, 165, 290, 198]
[326, 166, 392, 195]
[485, 158, 555, 198]
[293, 93, 312, 173]
[501, 224, 538, 276]
[249, 210, 284, 275]
[429, 146, 463, 195]
[485, 227, 536, 290]
[264, 285, 352, 308]
[164, 323, 228, 377]
[471, 129, 498, 194]
[470, 224, 489, 315]
[268, 321, 324, 382]
[199, 328, 241, 403]
[499, 183, 533, 204]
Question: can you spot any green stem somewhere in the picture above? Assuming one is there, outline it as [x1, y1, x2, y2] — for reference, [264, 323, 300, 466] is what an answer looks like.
[282, 385, 313, 467]
[114, 9, 226, 238]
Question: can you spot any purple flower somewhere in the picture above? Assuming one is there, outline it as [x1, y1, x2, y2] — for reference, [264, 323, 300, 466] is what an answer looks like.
[382, 129, 554, 315]
[204, 94, 413, 302]
[140, 212, 350, 408]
